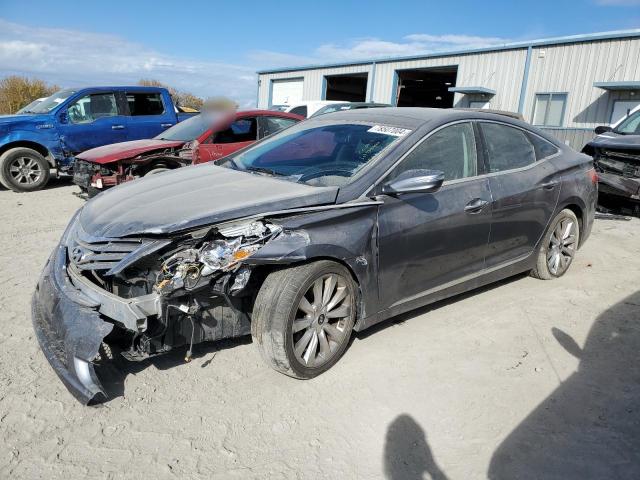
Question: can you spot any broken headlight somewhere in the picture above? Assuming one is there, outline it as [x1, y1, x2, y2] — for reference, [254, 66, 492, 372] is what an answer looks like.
[154, 220, 281, 296]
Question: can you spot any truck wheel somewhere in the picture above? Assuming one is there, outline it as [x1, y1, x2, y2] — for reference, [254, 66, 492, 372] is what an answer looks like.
[0, 148, 50, 192]
[252, 260, 357, 379]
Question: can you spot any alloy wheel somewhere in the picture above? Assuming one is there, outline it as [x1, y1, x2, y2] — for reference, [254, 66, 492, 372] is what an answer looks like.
[292, 273, 353, 368]
[547, 217, 577, 276]
[9, 156, 42, 185]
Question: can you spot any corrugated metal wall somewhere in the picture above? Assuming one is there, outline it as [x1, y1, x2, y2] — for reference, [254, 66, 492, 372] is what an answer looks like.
[258, 65, 372, 108]
[371, 49, 528, 111]
[257, 36, 640, 150]
[524, 38, 640, 127]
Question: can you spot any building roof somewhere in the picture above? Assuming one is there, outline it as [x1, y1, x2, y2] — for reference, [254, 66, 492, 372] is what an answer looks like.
[257, 29, 640, 75]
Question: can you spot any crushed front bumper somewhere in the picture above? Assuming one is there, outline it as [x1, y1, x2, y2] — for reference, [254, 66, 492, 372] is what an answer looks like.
[31, 245, 115, 404]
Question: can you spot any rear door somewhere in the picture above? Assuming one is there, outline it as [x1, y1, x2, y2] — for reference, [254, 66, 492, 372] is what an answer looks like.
[57, 90, 127, 154]
[376, 121, 493, 310]
[124, 90, 175, 140]
[479, 121, 561, 268]
[196, 116, 258, 163]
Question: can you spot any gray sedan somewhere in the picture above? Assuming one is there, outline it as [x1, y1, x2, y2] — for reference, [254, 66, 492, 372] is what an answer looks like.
[32, 108, 597, 403]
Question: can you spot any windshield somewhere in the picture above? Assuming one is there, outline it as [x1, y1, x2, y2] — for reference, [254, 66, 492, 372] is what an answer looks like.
[30, 89, 76, 113]
[17, 98, 44, 114]
[614, 109, 640, 135]
[225, 123, 408, 187]
[155, 112, 224, 141]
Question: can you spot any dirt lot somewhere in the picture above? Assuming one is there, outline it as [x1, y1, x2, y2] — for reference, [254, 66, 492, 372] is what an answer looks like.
[1, 180, 639, 479]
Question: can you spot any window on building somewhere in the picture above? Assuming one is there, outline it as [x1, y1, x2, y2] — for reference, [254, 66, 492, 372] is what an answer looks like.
[480, 122, 536, 172]
[389, 122, 478, 181]
[611, 101, 640, 125]
[533, 93, 567, 127]
[126, 92, 165, 116]
[67, 93, 119, 124]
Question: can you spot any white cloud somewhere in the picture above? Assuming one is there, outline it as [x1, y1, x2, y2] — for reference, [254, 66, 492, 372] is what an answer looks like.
[0, 20, 258, 107]
[252, 33, 512, 66]
[0, 19, 515, 106]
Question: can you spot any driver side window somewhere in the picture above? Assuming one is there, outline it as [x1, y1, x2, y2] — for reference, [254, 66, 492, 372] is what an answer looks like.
[389, 122, 478, 181]
[67, 93, 118, 124]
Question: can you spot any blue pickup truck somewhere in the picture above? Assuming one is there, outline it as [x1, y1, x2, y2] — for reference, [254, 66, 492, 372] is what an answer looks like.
[0, 86, 197, 192]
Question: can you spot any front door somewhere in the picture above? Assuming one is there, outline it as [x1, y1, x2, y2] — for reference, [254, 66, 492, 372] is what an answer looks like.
[196, 116, 258, 164]
[376, 122, 492, 310]
[478, 122, 561, 268]
[58, 91, 127, 154]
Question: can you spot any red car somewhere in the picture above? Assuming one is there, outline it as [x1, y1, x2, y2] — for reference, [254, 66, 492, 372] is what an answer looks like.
[73, 109, 303, 195]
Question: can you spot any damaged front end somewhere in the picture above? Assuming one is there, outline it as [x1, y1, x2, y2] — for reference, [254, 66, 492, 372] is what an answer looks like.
[593, 147, 640, 212]
[31, 212, 282, 404]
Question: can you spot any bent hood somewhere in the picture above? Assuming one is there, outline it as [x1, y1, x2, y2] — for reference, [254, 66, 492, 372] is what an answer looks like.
[76, 139, 185, 164]
[79, 164, 339, 237]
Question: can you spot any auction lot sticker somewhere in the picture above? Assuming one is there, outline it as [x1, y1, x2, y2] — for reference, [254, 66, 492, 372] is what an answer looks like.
[368, 125, 412, 137]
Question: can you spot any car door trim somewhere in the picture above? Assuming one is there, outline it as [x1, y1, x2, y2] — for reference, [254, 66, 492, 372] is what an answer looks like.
[389, 251, 531, 309]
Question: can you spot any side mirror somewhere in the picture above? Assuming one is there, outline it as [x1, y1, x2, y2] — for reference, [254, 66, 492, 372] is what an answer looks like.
[382, 169, 445, 195]
[58, 110, 68, 124]
[594, 125, 612, 135]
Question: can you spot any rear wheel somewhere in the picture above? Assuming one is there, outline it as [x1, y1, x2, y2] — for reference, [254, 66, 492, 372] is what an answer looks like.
[0, 148, 50, 192]
[531, 209, 580, 280]
[252, 261, 357, 379]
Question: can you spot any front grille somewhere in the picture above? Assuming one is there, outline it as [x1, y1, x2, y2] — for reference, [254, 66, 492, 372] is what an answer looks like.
[68, 222, 149, 272]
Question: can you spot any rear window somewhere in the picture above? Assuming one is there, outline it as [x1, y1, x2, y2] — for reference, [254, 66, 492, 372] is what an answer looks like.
[528, 133, 559, 160]
[481, 122, 536, 172]
[126, 92, 165, 116]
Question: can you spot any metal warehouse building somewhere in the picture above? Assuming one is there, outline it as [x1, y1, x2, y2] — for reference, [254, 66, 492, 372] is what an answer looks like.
[256, 30, 640, 149]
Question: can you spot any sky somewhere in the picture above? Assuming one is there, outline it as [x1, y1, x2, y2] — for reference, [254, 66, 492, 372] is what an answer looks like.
[0, 0, 639, 107]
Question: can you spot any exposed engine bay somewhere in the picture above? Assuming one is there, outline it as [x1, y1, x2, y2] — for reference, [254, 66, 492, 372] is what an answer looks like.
[68, 219, 282, 363]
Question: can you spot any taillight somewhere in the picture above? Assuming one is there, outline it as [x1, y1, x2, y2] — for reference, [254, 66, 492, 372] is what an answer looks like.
[587, 167, 598, 184]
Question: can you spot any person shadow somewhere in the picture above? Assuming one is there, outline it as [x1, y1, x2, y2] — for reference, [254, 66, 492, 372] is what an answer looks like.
[384, 414, 449, 480]
[488, 291, 640, 479]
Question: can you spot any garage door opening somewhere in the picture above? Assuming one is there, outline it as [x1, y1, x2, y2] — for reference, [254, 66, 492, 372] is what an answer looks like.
[395, 67, 458, 108]
[325, 73, 368, 102]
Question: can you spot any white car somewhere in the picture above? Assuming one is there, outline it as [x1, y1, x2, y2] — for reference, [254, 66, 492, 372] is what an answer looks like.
[272, 101, 350, 118]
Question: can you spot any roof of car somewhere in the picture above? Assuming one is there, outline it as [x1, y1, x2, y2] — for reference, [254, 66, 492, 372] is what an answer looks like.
[306, 106, 531, 130]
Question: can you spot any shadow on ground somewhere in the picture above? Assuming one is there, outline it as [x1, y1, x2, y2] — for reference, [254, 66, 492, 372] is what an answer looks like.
[488, 291, 640, 479]
[384, 414, 449, 480]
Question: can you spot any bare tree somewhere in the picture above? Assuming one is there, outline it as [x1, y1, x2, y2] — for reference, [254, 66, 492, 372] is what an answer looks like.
[0, 76, 59, 114]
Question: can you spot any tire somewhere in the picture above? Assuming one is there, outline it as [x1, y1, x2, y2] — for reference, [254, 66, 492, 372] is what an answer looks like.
[252, 260, 357, 379]
[145, 167, 169, 176]
[531, 209, 580, 280]
[0, 148, 50, 192]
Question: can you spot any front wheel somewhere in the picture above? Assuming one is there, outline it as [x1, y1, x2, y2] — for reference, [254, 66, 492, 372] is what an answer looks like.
[0, 147, 50, 192]
[252, 261, 357, 379]
[531, 209, 580, 280]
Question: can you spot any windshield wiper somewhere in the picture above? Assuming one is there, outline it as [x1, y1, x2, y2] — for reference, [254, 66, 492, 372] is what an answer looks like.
[245, 166, 286, 177]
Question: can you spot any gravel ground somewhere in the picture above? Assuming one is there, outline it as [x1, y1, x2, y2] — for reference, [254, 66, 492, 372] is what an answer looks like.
[1, 179, 639, 479]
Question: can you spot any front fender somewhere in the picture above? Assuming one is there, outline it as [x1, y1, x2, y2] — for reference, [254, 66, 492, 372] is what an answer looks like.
[246, 205, 380, 321]
[0, 129, 62, 160]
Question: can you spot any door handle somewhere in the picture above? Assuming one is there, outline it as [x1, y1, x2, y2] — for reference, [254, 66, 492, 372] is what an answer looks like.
[161, 123, 173, 128]
[111, 125, 125, 130]
[464, 198, 489, 214]
[542, 181, 558, 190]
